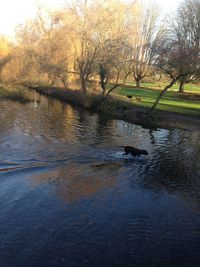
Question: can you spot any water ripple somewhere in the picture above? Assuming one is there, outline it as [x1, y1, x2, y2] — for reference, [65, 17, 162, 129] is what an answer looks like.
[0, 91, 200, 267]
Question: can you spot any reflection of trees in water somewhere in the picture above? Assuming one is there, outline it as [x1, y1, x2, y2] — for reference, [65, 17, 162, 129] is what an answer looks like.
[31, 100, 77, 141]
[2, 93, 200, 209]
[73, 110, 118, 147]
[161, 129, 200, 174]
[30, 162, 123, 203]
[139, 129, 200, 210]
[29, 92, 96, 143]
[93, 115, 117, 146]
[1, 91, 154, 150]
[75, 109, 99, 144]
[149, 130, 155, 144]
[0, 101, 18, 133]
[0, 96, 71, 140]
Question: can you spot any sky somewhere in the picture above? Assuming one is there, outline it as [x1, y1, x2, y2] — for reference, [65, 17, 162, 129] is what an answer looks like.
[0, 0, 181, 38]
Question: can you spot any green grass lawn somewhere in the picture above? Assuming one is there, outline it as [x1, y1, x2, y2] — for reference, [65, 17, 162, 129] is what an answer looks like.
[125, 81, 200, 93]
[115, 86, 200, 116]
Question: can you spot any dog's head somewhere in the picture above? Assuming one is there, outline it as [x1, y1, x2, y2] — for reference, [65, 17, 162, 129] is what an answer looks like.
[141, 150, 148, 155]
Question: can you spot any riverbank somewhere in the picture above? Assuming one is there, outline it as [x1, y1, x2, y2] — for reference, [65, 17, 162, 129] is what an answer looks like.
[0, 85, 30, 103]
[27, 84, 200, 131]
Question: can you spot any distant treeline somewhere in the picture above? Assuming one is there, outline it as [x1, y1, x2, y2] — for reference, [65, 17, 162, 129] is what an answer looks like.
[0, 0, 200, 104]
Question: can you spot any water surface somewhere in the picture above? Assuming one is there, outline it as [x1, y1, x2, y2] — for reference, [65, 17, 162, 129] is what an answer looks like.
[0, 92, 200, 267]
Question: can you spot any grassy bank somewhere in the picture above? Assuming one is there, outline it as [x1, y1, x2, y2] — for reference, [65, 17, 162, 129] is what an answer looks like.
[0, 85, 31, 103]
[125, 81, 200, 94]
[116, 86, 200, 116]
[27, 84, 200, 131]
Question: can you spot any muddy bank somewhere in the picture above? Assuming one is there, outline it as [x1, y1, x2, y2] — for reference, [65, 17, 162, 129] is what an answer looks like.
[27, 84, 200, 131]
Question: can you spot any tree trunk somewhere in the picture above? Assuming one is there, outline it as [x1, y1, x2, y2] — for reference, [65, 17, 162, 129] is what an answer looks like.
[135, 77, 142, 88]
[101, 88, 106, 96]
[179, 80, 185, 93]
[81, 79, 87, 95]
[61, 76, 68, 90]
[151, 78, 178, 112]
[100, 78, 106, 96]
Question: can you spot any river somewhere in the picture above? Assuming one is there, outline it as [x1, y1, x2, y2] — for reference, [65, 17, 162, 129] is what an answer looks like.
[0, 91, 200, 267]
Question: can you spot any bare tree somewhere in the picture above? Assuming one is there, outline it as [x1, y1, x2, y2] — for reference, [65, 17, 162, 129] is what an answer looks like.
[67, 0, 102, 94]
[92, 0, 133, 96]
[150, 0, 200, 111]
[129, 0, 163, 87]
[67, 0, 132, 95]
[99, 39, 132, 96]
[175, 0, 200, 92]
[16, 8, 70, 86]
[151, 33, 200, 111]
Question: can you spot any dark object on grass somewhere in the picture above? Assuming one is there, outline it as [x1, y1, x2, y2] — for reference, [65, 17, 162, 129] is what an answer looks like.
[120, 146, 148, 156]
[135, 96, 141, 101]
[126, 95, 141, 101]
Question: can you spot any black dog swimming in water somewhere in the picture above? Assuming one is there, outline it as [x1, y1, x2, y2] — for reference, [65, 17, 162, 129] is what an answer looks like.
[120, 146, 148, 157]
